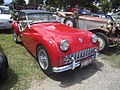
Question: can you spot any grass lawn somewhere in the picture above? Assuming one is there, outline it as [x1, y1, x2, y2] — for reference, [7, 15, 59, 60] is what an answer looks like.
[0, 34, 46, 90]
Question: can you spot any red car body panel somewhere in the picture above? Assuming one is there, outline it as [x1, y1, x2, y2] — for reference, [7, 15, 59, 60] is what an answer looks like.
[12, 21, 99, 67]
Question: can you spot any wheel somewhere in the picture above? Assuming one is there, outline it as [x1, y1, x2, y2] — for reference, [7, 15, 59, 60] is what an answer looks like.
[95, 32, 109, 53]
[64, 18, 76, 27]
[37, 45, 52, 75]
[0, 53, 8, 80]
[13, 30, 20, 44]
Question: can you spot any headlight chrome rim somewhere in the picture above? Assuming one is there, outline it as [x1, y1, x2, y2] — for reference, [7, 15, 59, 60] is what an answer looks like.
[92, 35, 98, 44]
[60, 40, 69, 51]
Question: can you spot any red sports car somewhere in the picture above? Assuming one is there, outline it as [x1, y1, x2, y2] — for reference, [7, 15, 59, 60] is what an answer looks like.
[11, 10, 99, 74]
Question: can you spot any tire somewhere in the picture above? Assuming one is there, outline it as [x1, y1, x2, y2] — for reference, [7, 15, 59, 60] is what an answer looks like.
[95, 32, 109, 53]
[0, 70, 8, 80]
[37, 45, 52, 75]
[64, 18, 76, 28]
[0, 53, 8, 80]
[13, 30, 20, 44]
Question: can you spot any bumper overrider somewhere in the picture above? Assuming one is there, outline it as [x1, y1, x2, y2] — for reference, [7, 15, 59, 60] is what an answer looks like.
[53, 47, 98, 73]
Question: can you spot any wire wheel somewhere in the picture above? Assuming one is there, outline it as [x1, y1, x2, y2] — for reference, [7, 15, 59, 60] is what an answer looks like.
[38, 49, 49, 70]
[37, 46, 52, 74]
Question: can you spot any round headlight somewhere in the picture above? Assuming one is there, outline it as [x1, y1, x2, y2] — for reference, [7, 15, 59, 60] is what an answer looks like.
[116, 23, 120, 29]
[92, 35, 98, 44]
[60, 40, 69, 51]
[108, 20, 111, 24]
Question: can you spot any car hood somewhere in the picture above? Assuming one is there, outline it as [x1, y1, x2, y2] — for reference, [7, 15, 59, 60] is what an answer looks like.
[31, 23, 96, 51]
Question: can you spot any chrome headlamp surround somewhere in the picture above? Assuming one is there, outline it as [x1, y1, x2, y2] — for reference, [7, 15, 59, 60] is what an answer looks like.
[60, 40, 70, 51]
[107, 20, 113, 29]
[92, 35, 98, 44]
[116, 23, 120, 30]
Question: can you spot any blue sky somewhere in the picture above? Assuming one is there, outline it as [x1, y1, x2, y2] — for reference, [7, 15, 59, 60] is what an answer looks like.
[4, 0, 12, 3]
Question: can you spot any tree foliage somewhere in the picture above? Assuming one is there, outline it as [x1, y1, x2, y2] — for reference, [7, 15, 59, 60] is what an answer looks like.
[11, 0, 120, 13]
[28, 0, 43, 5]
[0, 0, 4, 4]
[13, 0, 26, 5]
[99, 0, 111, 14]
[111, 0, 120, 11]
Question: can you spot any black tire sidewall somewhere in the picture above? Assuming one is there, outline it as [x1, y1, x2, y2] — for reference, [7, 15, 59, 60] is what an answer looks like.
[0, 53, 8, 80]
[0, 70, 8, 80]
[37, 45, 52, 75]
[95, 32, 109, 53]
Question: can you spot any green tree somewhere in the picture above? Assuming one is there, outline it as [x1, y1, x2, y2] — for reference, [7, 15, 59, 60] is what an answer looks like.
[28, 0, 43, 5]
[99, 0, 111, 14]
[0, 0, 4, 4]
[111, 0, 120, 11]
[46, 0, 73, 7]
[13, 0, 26, 5]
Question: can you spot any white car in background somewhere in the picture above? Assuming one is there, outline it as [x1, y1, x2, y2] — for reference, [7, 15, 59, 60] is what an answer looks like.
[0, 6, 12, 30]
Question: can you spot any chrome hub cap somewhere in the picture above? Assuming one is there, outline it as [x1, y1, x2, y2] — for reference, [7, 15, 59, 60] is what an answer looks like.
[98, 37, 105, 50]
[65, 20, 73, 27]
[38, 49, 48, 70]
[13, 31, 17, 42]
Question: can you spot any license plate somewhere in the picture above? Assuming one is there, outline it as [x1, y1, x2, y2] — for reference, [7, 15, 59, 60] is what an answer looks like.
[81, 59, 92, 68]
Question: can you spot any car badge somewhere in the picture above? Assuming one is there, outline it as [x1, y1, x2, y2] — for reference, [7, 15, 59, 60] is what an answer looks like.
[78, 38, 83, 43]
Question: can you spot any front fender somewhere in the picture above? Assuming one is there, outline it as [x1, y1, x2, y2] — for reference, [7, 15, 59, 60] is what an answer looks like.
[88, 28, 109, 35]
[12, 21, 20, 35]
[36, 36, 62, 67]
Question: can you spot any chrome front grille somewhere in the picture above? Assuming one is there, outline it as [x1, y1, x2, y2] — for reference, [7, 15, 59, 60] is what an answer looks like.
[64, 47, 97, 64]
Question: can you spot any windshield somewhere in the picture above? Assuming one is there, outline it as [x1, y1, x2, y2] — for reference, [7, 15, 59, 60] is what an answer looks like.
[27, 13, 60, 24]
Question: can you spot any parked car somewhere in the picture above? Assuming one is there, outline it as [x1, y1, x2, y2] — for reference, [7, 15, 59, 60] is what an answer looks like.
[11, 10, 99, 74]
[0, 52, 9, 80]
[0, 5, 12, 30]
[58, 12, 120, 53]
[111, 10, 120, 23]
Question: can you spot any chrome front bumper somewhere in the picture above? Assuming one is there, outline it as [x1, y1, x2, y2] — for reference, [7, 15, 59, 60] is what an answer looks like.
[53, 53, 97, 73]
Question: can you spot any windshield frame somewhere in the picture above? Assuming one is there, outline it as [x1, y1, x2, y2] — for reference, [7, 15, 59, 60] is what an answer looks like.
[26, 12, 60, 25]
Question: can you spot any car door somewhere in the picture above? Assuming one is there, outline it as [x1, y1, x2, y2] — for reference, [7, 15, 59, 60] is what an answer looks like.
[18, 12, 30, 48]
[18, 12, 37, 54]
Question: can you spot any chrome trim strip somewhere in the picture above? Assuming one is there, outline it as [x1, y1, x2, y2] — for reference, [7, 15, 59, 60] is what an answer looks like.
[53, 61, 80, 73]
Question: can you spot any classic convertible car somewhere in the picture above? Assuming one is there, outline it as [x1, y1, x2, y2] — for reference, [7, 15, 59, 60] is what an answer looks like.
[0, 52, 8, 80]
[58, 12, 120, 53]
[11, 10, 99, 74]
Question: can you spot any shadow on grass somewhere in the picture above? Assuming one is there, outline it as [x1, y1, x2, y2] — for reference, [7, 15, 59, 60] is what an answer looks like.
[0, 29, 12, 34]
[47, 60, 103, 87]
[0, 68, 18, 90]
[0, 45, 18, 90]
